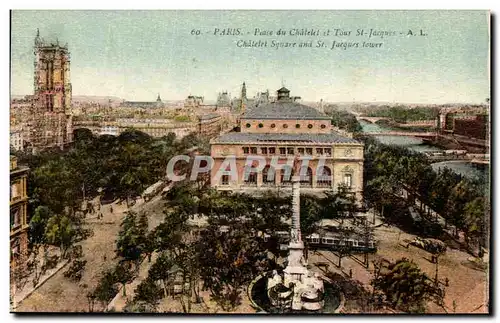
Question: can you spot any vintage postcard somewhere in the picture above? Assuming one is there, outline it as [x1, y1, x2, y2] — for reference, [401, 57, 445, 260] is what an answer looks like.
[9, 10, 490, 314]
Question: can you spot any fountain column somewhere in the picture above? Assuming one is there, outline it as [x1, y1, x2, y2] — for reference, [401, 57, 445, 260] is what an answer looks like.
[283, 174, 308, 285]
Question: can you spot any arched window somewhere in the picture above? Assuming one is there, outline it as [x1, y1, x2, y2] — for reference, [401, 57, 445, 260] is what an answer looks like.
[317, 166, 332, 187]
[243, 165, 257, 186]
[262, 166, 275, 185]
[341, 166, 354, 189]
[299, 167, 313, 187]
[280, 165, 293, 186]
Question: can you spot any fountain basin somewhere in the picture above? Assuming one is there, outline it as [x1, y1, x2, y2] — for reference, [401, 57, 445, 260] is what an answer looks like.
[248, 271, 343, 314]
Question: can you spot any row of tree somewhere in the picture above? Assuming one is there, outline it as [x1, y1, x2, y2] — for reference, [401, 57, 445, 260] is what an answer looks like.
[362, 106, 440, 123]
[362, 135, 489, 254]
[114, 179, 363, 312]
[13, 129, 208, 284]
[324, 106, 363, 133]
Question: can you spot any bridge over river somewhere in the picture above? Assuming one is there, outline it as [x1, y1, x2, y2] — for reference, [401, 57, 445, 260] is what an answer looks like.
[359, 119, 490, 179]
[426, 154, 490, 165]
[362, 131, 488, 148]
[365, 131, 437, 138]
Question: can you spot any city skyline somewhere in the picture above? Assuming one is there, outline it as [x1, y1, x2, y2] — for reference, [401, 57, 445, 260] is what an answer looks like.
[11, 10, 490, 104]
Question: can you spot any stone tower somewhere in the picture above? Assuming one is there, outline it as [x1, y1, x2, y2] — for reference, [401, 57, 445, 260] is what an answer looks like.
[240, 82, 247, 113]
[241, 82, 247, 100]
[30, 29, 72, 152]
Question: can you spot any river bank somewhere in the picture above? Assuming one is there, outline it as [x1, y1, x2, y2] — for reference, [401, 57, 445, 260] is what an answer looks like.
[358, 120, 488, 182]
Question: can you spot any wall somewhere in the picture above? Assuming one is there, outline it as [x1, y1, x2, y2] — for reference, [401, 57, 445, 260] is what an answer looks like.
[240, 118, 332, 134]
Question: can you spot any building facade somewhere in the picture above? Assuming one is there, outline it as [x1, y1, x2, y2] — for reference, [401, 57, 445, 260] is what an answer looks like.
[120, 94, 164, 109]
[185, 95, 204, 109]
[10, 125, 25, 151]
[210, 87, 364, 201]
[10, 156, 30, 277]
[197, 113, 233, 139]
[30, 30, 73, 152]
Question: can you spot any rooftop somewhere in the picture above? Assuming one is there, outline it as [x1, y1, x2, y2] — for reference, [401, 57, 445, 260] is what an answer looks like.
[199, 113, 221, 120]
[243, 101, 330, 120]
[212, 132, 360, 144]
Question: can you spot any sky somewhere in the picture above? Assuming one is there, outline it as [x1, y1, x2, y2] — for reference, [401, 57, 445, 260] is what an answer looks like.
[10, 10, 490, 104]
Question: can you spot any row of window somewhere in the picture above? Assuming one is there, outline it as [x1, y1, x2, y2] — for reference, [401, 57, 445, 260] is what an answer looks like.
[220, 171, 352, 187]
[242, 146, 332, 156]
[245, 123, 327, 129]
[10, 207, 22, 230]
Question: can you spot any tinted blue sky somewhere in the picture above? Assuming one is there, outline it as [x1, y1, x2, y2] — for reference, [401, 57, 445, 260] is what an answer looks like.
[11, 10, 489, 103]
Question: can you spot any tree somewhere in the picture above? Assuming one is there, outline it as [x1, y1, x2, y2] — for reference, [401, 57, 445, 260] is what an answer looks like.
[32, 158, 82, 215]
[114, 263, 135, 297]
[93, 270, 119, 309]
[133, 277, 163, 311]
[175, 241, 202, 313]
[29, 205, 53, 246]
[366, 175, 397, 223]
[148, 252, 176, 298]
[63, 259, 87, 282]
[300, 194, 321, 238]
[116, 211, 143, 261]
[137, 212, 149, 235]
[321, 185, 356, 221]
[197, 224, 262, 311]
[153, 210, 189, 256]
[142, 231, 157, 263]
[463, 196, 488, 253]
[371, 258, 444, 313]
[44, 215, 76, 258]
[445, 180, 473, 237]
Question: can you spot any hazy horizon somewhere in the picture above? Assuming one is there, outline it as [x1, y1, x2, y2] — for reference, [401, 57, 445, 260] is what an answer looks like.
[11, 10, 490, 104]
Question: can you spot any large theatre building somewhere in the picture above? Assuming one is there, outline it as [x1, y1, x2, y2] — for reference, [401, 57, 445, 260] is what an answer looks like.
[210, 87, 364, 201]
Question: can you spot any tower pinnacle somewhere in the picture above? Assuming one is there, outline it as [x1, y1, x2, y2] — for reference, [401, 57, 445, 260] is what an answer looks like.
[241, 82, 247, 99]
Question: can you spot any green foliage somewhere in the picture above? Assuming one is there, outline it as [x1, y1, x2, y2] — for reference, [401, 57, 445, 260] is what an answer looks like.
[300, 194, 321, 237]
[20, 128, 202, 218]
[93, 270, 119, 305]
[153, 210, 189, 252]
[197, 224, 265, 311]
[361, 136, 489, 248]
[324, 107, 363, 132]
[63, 259, 87, 282]
[44, 215, 77, 257]
[371, 258, 443, 313]
[320, 185, 357, 219]
[114, 262, 135, 296]
[29, 206, 53, 245]
[32, 158, 83, 214]
[364, 106, 440, 123]
[116, 211, 144, 261]
[174, 115, 191, 122]
[133, 277, 163, 308]
[148, 252, 176, 284]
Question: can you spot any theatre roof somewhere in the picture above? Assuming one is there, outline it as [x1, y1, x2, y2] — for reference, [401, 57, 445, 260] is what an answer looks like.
[212, 132, 360, 144]
[243, 101, 330, 120]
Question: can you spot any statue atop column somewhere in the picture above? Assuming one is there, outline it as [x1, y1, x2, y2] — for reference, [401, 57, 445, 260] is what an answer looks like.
[292, 154, 302, 182]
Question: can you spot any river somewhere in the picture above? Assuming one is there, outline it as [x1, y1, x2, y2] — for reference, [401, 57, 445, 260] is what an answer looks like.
[359, 120, 489, 181]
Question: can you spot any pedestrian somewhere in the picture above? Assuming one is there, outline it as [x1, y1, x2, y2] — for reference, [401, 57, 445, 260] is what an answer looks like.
[349, 268, 353, 278]
[110, 206, 113, 214]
